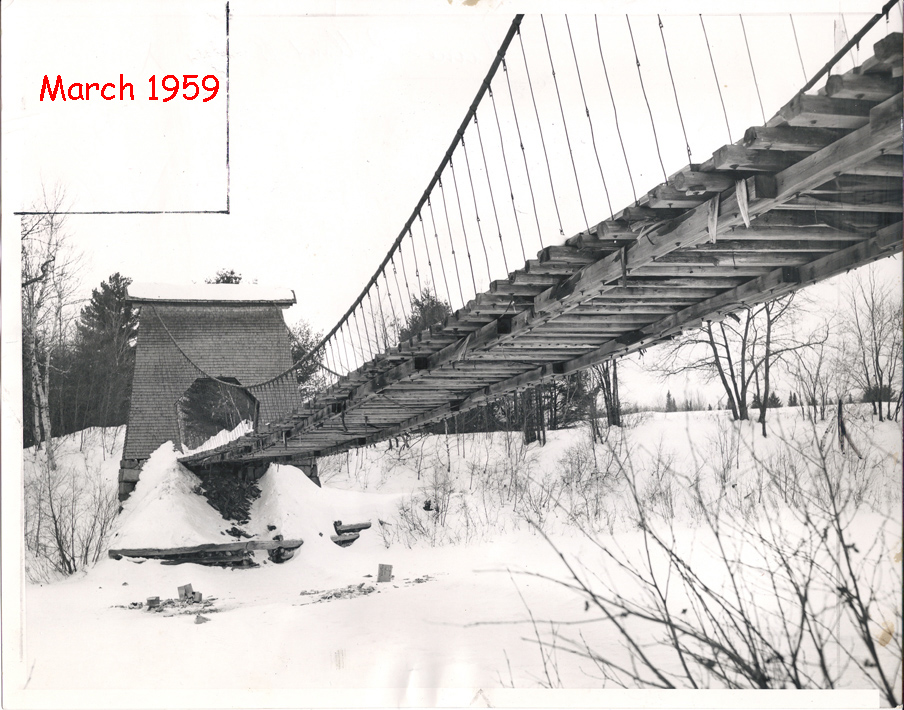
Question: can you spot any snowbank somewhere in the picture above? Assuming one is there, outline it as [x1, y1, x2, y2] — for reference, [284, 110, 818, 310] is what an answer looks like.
[248, 463, 404, 554]
[111, 442, 230, 549]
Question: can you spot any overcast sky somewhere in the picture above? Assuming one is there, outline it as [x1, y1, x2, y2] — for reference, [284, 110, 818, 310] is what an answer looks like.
[3, 0, 901, 407]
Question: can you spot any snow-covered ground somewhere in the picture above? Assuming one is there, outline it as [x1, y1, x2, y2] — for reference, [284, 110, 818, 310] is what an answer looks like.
[9, 407, 903, 708]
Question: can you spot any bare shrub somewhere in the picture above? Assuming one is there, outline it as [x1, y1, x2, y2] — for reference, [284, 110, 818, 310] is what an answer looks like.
[23, 444, 119, 580]
[518, 435, 902, 704]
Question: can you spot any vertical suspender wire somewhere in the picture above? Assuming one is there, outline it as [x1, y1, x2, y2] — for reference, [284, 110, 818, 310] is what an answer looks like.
[397, 247, 414, 314]
[426, 198, 454, 309]
[789, 15, 808, 82]
[542, 15, 590, 233]
[461, 123, 494, 283]
[449, 153, 480, 298]
[700, 15, 733, 143]
[518, 25, 565, 237]
[390, 255, 409, 327]
[382, 269, 399, 345]
[353, 307, 367, 362]
[841, 15, 856, 71]
[488, 81, 528, 263]
[374, 279, 390, 351]
[415, 215, 437, 298]
[332, 334, 343, 377]
[367, 291, 384, 355]
[407, 227, 423, 296]
[502, 57, 544, 251]
[473, 111, 509, 275]
[325, 336, 337, 378]
[340, 322, 353, 373]
[626, 15, 668, 185]
[657, 15, 693, 164]
[421, 202, 452, 308]
[438, 176, 467, 308]
[354, 308, 371, 362]
[739, 16, 766, 125]
[565, 14, 613, 219]
[595, 16, 637, 206]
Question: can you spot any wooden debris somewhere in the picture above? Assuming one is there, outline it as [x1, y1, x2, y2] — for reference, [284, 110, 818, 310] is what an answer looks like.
[109, 538, 304, 567]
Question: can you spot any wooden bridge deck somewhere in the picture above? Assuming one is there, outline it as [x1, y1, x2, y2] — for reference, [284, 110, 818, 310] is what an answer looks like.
[180, 33, 902, 470]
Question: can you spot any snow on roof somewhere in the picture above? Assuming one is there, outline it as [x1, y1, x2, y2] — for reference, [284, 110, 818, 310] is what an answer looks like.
[127, 282, 297, 306]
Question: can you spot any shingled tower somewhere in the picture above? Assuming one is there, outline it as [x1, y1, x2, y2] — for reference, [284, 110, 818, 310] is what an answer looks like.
[118, 283, 298, 500]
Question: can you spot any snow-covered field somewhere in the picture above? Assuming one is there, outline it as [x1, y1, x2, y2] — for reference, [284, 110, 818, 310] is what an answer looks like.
[8, 408, 903, 708]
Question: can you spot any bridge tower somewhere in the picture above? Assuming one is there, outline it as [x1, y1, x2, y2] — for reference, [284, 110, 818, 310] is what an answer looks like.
[118, 283, 304, 500]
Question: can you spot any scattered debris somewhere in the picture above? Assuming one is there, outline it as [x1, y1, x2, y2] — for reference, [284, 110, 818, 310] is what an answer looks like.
[267, 534, 296, 563]
[195, 614, 211, 624]
[118, 595, 219, 617]
[224, 526, 252, 539]
[178, 584, 194, 601]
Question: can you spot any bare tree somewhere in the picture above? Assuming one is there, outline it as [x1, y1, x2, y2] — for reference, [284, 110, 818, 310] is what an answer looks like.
[843, 264, 903, 421]
[21, 186, 82, 464]
[655, 295, 811, 432]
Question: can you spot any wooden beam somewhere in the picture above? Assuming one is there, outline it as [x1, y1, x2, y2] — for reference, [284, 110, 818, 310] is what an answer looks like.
[713, 145, 810, 172]
[780, 94, 877, 129]
[669, 171, 736, 195]
[826, 72, 902, 101]
[742, 126, 848, 152]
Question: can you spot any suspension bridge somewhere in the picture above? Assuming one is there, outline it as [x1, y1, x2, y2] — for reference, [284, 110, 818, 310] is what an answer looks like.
[171, 8, 902, 475]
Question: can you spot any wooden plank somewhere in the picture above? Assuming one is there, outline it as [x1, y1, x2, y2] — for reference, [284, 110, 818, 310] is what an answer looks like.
[780, 94, 877, 129]
[712, 145, 810, 172]
[773, 95, 902, 200]
[109, 538, 305, 558]
[874, 32, 903, 64]
[826, 73, 902, 101]
[742, 126, 848, 153]
[669, 171, 736, 194]
[648, 184, 710, 208]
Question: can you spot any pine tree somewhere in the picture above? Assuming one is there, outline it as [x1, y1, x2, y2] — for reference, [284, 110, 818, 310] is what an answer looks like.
[73, 273, 139, 429]
[767, 391, 783, 408]
[206, 268, 242, 284]
[398, 288, 452, 342]
[665, 390, 677, 412]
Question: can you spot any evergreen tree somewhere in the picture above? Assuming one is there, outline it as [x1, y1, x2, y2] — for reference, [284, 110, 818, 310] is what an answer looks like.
[767, 391, 783, 408]
[206, 268, 242, 284]
[665, 391, 677, 412]
[398, 288, 452, 342]
[74, 273, 139, 429]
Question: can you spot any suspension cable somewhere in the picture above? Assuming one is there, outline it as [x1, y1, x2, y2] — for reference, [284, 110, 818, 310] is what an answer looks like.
[566, 14, 613, 219]
[518, 24, 565, 236]
[595, 16, 636, 206]
[627, 15, 667, 184]
[700, 14, 732, 143]
[657, 14, 693, 164]
[542, 14, 590, 232]
[740, 15, 766, 125]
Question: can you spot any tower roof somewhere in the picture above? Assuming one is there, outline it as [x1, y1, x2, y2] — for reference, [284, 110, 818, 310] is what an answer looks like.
[126, 282, 296, 308]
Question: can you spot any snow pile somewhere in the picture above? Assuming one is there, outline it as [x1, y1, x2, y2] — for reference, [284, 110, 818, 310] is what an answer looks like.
[128, 282, 295, 304]
[248, 463, 403, 554]
[180, 419, 254, 456]
[23, 426, 124, 487]
[111, 442, 230, 549]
